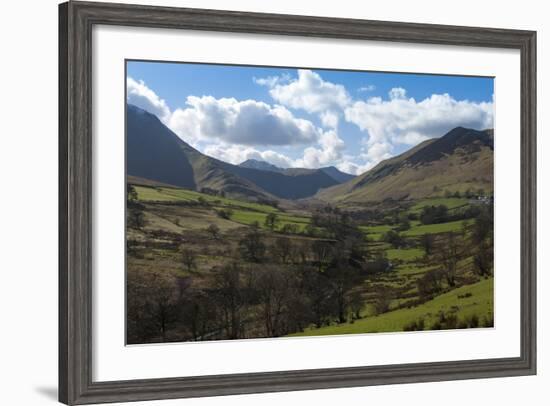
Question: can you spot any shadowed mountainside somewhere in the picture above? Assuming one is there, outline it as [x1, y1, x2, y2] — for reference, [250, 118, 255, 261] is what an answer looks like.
[126, 105, 340, 200]
[239, 159, 355, 183]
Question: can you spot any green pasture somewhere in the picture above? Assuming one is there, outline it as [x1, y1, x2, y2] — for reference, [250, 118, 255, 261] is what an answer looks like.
[230, 209, 310, 231]
[134, 185, 278, 213]
[386, 248, 424, 261]
[394, 264, 436, 277]
[359, 224, 392, 241]
[403, 219, 473, 237]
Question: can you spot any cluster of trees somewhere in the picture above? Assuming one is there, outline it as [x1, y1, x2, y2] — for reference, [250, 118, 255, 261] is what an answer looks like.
[420, 205, 450, 224]
[216, 208, 234, 219]
[128, 262, 370, 343]
[472, 206, 494, 278]
[127, 209, 390, 343]
[200, 187, 226, 197]
[419, 204, 484, 225]
[415, 232, 460, 299]
[127, 185, 146, 230]
[416, 206, 494, 300]
[348, 208, 387, 223]
[383, 230, 408, 248]
[443, 188, 487, 199]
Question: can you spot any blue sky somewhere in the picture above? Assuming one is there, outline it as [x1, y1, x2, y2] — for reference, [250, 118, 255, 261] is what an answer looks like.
[127, 60, 494, 175]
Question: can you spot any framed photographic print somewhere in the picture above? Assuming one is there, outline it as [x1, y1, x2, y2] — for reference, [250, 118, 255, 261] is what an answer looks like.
[59, 1, 536, 404]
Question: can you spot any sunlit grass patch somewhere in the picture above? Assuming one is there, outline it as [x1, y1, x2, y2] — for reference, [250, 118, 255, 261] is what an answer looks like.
[289, 277, 493, 337]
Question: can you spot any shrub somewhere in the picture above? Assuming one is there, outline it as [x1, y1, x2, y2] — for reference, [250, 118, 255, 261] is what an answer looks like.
[395, 219, 411, 232]
[216, 208, 233, 219]
[468, 314, 480, 328]
[403, 318, 425, 331]
[383, 230, 406, 248]
[366, 255, 391, 274]
[420, 205, 449, 224]
[280, 223, 299, 234]
[373, 288, 391, 315]
[457, 320, 469, 329]
[434, 310, 459, 330]
[205, 224, 220, 239]
[430, 320, 442, 330]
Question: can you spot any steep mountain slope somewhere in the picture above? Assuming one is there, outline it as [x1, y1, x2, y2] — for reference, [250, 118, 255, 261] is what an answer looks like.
[239, 159, 284, 173]
[317, 127, 493, 203]
[127, 105, 196, 189]
[238, 160, 355, 183]
[320, 166, 356, 183]
[127, 105, 339, 200]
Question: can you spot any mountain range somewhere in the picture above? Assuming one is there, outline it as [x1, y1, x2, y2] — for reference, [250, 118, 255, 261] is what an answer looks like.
[127, 104, 493, 203]
[127, 104, 345, 200]
[238, 159, 356, 183]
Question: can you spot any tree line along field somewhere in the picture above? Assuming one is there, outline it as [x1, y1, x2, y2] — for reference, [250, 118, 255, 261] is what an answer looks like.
[126, 183, 494, 344]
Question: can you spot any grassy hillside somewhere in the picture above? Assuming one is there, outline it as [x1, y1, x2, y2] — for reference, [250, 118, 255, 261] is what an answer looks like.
[317, 128, 493, 203]
[132, 184, 310, 232]
[289, 277, 493, 336]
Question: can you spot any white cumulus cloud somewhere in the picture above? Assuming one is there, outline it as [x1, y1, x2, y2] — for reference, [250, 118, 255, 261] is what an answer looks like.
[360, 140, 393, 164]
[169, 96, 321, 146]
[256, 69, 351, 129]
[203, 144, 295, 167]
[295, 130, 345, 169]
[336, 160, 375, 176]
[388, 87, 407, 100]
[126, 77, 171, 123]
[127, 77, 321, 148]
[253, 73, 291, 87]
[345, 92, 493, 148]
[341, 91, 493, 171]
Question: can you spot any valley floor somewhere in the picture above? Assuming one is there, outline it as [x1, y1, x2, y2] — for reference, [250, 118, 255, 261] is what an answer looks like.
[126, 183, 494, 344]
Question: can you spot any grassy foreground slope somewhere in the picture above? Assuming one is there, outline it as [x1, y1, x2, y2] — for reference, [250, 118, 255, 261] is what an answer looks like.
[289, 277, 493, 337]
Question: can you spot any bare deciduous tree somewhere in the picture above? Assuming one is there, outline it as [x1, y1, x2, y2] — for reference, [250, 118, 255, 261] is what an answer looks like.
[325, 261, 361, 324]
[238, 228, 265, 262]
[420, 233, 435, 256]
[440, 232, 459, 287]
[273, 237, 292, 264]
[181, 248, 197, 273]
[474, 241, 493, 277]
[256, 266, 293, 337]
[311, 240, 332, 271]
[212, 262, 248, 339]
[206, 223, 220, 240]
[348, 290, 364, 320]
[264, 213, 279, 231]
[127, 269, 179, 343]
[373, 286, 392, 315]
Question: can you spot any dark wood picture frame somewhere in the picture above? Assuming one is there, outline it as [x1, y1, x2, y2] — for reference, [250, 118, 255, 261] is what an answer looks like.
[59, 1, 537, 404]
